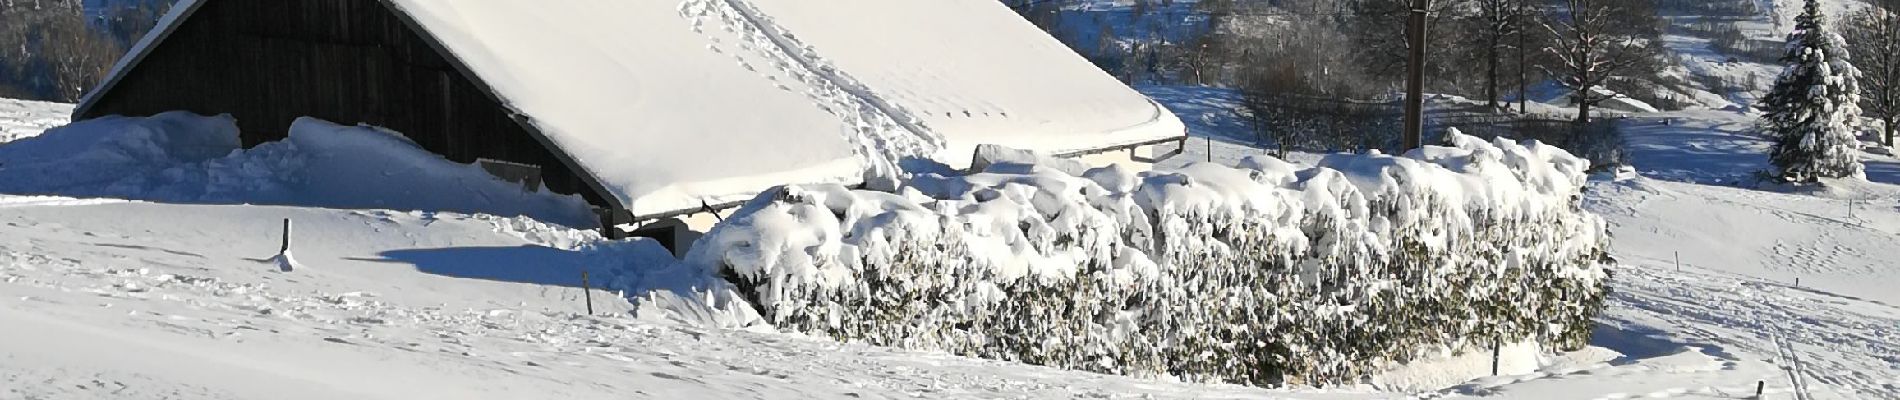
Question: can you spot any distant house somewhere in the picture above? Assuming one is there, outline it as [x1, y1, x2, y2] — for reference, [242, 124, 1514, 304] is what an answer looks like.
[76, 0, 1185, 246]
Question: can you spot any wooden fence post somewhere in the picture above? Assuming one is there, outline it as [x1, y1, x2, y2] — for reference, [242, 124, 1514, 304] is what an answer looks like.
[1491, 340, 1501, 376]
[280, 218, 293, 253]
[1206, 136, 1213, 162]
[581, 271, 594, 315]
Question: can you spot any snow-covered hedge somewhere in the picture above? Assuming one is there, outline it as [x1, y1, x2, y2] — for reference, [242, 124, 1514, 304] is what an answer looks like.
[686, 131, 1612, 386]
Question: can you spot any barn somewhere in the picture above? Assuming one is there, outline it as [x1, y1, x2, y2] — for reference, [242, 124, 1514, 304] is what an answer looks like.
[75, 0, 1186, 245]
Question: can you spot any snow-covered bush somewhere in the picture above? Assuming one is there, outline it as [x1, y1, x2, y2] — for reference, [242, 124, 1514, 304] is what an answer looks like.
[687, 130, 1612, 386]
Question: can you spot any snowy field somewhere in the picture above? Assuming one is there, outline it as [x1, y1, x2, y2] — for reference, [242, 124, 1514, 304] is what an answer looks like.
[0, 98, 70, 145]
[1581, 114, 1900, 399]
[4, 0, 1900, 398]
[0, 201, 1314, 399]
[5, 102, 1898, 398]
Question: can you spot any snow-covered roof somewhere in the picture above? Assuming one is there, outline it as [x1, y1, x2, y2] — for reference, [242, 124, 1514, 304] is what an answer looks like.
[383, 0, 862, 217]
[744, 0, 1186, 167]
[77, 0, 1184, 218]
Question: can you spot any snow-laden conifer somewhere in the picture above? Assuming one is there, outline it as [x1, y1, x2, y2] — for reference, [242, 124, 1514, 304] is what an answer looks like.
[1764, 0, 1865, 182]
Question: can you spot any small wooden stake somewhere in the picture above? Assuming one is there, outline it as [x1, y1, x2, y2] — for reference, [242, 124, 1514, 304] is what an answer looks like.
[1491, 340, 1501, 376]
[280, 218, 292, 253]
[581, 271, 594, 315]
[1674, 251, 1681, 272]
[1756, 380, 1765, 398]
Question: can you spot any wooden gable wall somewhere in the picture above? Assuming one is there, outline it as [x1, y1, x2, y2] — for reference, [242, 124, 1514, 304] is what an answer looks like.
[82, 0, 609, 207]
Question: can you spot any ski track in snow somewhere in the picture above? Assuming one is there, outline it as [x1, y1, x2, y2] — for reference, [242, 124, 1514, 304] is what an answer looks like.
[1410, 253, 1900, 400]
[1608, 261, 1900, 399]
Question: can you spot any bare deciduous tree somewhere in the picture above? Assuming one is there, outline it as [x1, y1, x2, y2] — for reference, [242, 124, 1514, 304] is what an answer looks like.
[1842, 0, 1900, 146]
[1, 0, 132, 102]
[1461, 0, 1528, 109]
[1345, 0, 1465, 88]
[1537, 0, 1663, 123]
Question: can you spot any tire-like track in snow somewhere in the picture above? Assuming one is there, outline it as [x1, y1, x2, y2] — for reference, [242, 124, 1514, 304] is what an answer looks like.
[1609, 260, 1900, 399]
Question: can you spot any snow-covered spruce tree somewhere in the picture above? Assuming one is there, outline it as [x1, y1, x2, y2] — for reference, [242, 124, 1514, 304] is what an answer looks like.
[1763, 0, 1865, 182]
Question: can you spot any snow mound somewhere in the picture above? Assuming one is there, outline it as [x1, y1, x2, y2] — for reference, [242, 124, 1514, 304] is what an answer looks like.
[0, 111, 239, 188]
[0, 113, 595, 226]
[688, 129, 1613, 386]
[270, 250, 303, 272]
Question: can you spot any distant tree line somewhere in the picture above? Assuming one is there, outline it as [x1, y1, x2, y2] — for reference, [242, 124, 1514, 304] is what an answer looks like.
[1004, 0, 1662, 163]
[1, 0, 170, 102]
[6, 0, 1893, 154]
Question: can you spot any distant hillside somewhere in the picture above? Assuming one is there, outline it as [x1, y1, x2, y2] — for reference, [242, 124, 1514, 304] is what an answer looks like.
[1004, 0, 1215, 85]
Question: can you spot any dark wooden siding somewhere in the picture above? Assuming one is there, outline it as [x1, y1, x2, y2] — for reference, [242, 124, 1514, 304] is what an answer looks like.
[83, 0, 608, 207]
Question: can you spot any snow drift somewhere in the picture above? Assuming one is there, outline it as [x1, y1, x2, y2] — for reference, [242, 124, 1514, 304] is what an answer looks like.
[687, 130, 1613, 386]
[0, 113, 595, 226]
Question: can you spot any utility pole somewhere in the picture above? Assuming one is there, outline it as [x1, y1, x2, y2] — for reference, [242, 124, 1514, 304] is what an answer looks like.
[1403, 0, 1430, 151]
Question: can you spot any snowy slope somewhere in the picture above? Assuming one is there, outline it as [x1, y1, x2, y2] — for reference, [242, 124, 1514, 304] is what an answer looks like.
[1021, 0, 1214, 84]
[1600, 111, 1900, 308]
[0, 99, 71, 145]
[1649, 0, 1873, 111]
[1579, 110, 1900, 399]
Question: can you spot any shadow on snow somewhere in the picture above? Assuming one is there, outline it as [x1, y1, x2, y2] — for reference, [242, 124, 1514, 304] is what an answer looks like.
[353, 245, 607, 289]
